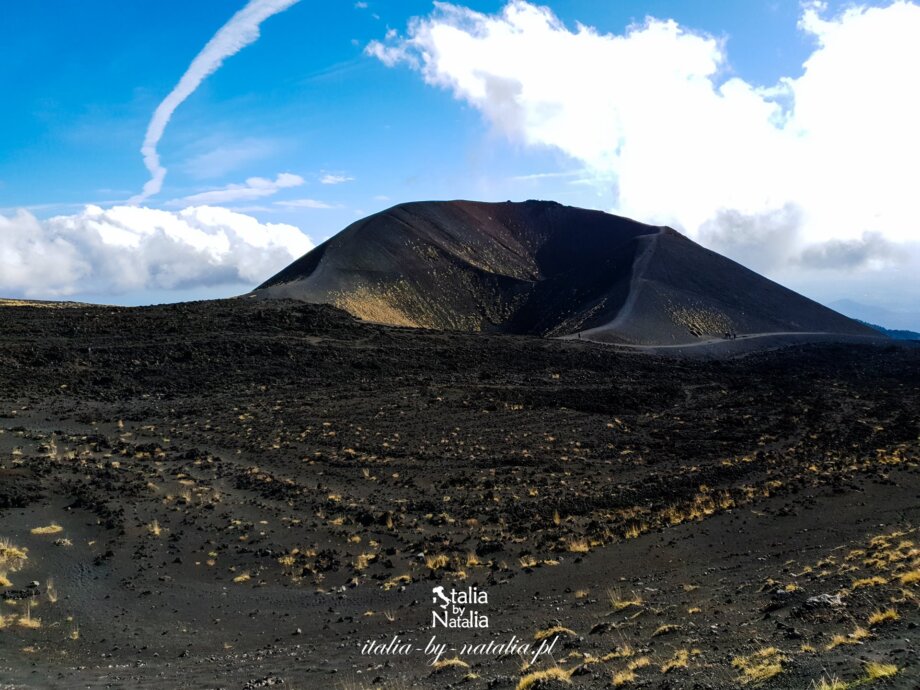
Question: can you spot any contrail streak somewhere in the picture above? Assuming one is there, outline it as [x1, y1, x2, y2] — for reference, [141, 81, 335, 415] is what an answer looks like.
[130, 0, 301, 204]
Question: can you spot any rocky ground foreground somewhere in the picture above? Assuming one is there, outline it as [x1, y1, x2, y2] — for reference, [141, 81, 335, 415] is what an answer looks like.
[0, 299, 917, 689]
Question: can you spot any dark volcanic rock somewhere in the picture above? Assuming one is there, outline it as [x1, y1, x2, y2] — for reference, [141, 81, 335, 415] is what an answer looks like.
[255, 199, 876, 345]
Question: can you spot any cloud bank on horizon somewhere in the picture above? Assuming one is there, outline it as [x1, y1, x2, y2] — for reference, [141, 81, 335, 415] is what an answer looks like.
[131, 0, 302, 204]
[2, 0, 326, 302]
[367, 0, 920, 275]
[0, 0, 318, 303]
[0, 205, 312, 299]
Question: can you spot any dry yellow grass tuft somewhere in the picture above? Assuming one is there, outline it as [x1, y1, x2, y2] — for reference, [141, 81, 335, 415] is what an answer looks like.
[612, 657, 651, 687]
[516, 667, 572, 690]
[601, 645, 634, 661]
[660, 649, 693, 673]
[826, 626, 871, 650]
[611, 669, 636, 687]
[425, 554, 450, 570]
[863, 661, 898, 680]
[623, 523, 646, 539]
[867, 608, 899, 626]
[900, 568, 920, 585]
[431, 657, 469, 672]
[651, 623, 680, 638]
[533, 625, 576, 641]
[565, 538, 590, 554]
[232, 572, 251, 583]
[17, 606, 41, 629]
[810, 660, 898, 687]
[732, 647, 784, 684]
[851, 575, 887, 589]
[0, 539, 28, 573]
[383, 574, 412, 591]
[607, 587, 643, 611]
[30, 523, 63, 536]
[354, 552, 376, 571]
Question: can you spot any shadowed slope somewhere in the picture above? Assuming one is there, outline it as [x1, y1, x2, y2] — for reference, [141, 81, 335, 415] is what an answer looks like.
[256, 200, 876, 345]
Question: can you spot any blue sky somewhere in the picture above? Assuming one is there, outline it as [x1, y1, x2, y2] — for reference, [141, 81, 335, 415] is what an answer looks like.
[1, 1, 918, 326]
[0, 1, 832, 214]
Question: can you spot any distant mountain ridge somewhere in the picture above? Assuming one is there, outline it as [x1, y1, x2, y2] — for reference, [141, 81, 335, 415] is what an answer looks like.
[255, 200, 877, 346]
[830, 299, 920, 333]
[860, 321, 920, 341]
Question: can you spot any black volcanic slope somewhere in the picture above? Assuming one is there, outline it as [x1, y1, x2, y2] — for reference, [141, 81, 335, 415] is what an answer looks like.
[256, 200, 875, 345]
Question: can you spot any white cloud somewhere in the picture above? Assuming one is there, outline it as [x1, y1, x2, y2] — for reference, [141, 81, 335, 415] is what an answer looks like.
[132, 0, 301, 203]
[798, 232, 898, 270]
[275, 198, 337, 208]
[179, 172, 304, 204]
[0, 205, 312, 298]
[368, 1, 920, 276]
[510, 170, 586, 182]
[182, 138, 281, 179]
[696, 204, 802, 274]
[320, 173, 355, 185]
